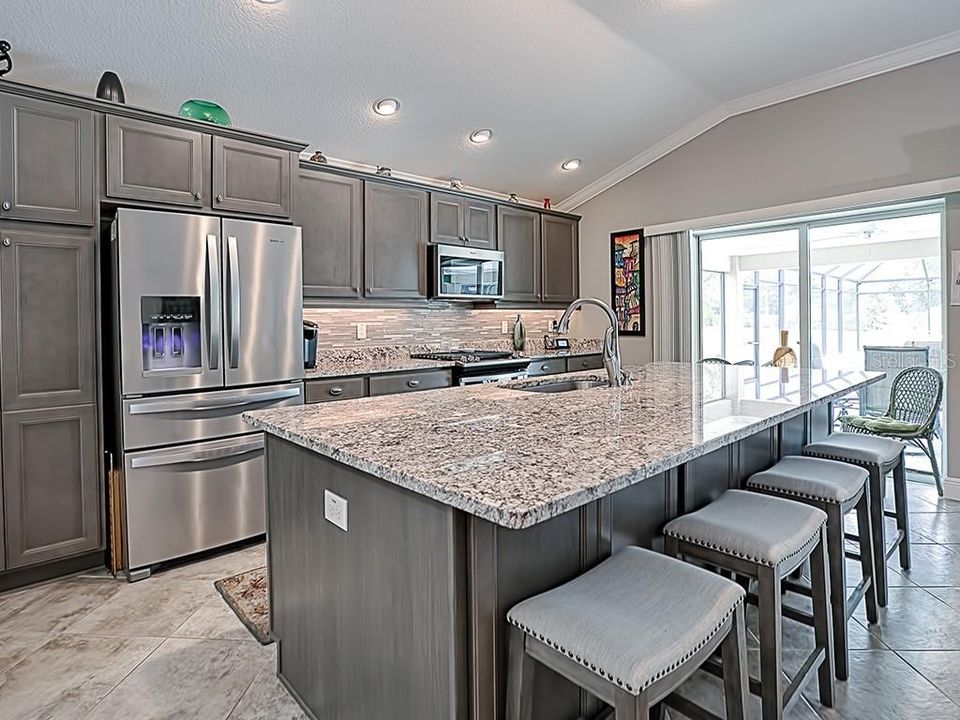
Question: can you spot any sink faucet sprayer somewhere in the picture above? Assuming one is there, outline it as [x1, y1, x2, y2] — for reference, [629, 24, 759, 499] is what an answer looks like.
[555, 298, 627, 387]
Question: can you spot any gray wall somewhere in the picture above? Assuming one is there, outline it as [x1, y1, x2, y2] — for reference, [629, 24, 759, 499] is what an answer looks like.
[573, 52, 960, 364]
[572, 52, 960, 486]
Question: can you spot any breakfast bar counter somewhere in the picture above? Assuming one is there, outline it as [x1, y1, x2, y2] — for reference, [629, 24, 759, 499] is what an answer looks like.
[244, 363, 882, 720]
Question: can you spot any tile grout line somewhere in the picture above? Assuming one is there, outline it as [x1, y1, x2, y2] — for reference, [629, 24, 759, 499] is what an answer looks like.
[892, 649, 960, 710]
[78, 635, 168, 719]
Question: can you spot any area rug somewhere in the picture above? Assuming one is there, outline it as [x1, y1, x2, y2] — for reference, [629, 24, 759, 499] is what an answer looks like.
[214, 566, 271, 644]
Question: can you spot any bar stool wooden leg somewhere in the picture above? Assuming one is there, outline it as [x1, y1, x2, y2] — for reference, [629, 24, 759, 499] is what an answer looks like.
[757, 564, 784, 720]
[809, 526, 836, 707]
[825, 504, 849, 681]
[893, 455, 911, 570]
[614, 689, 652, 720]
[506, 625, 534, 720]
[722, 604, 749, 720]
[855, 484, 879, 624]
[867, 466, 888, 607]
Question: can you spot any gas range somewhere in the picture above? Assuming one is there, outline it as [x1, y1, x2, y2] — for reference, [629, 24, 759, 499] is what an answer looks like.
[410, 349, 530, 385]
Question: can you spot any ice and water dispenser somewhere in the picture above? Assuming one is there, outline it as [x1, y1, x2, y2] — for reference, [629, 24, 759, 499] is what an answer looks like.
[140, 296, 202, 374]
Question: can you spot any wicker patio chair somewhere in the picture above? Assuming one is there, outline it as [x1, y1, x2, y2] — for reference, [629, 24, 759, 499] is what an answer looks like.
[839, 366, 944, 496]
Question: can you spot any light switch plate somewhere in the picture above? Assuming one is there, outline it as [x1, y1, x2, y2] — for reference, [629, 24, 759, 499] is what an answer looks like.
[324, 490, 348, 532]
[501, 320, 510, 334]
[356, 323, 367, 340]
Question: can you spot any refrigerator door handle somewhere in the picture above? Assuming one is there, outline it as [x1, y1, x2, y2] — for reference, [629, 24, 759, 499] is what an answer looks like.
[206, 234, 221, 370]
[127, 386, 302, 415]
[129, 436, 264, 469]
[227, 235, 241, 369]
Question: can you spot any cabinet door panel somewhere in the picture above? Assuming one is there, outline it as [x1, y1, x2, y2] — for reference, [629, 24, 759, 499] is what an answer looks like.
[364, 182, 427, 300]
[213, 137, 292, 218]
[430, 192, 463, 245]
[0, 225, 97, 410]
[541, 215, 579, 303]
[0, 95, 94, 225]
[296, 170, 363, 299]
[106, 116, 206, 207]
[498, 206, 540, 302]
[2, 404, 101, 568]
[463, 199, 496, 248]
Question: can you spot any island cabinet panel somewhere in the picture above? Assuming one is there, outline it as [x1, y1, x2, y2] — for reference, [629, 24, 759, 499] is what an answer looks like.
[0, 94, 95, 225]
[2, 404, 101, 568]
[295, 169, 363, 300]
[266, 438, 467, 720]
[541, 215, 579, 303]
[105, 115, 207, 208]
[497, 206, 540, 302]
[212, 137, 292, 218]
[364, 181, 428, 300]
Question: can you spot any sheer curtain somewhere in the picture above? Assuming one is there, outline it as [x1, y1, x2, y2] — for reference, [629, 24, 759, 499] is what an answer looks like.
[649, 231, 693, 362]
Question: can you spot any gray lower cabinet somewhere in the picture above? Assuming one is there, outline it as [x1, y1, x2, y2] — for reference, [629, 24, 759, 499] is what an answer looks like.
[527, 358, 567, 377]
[429, 192, 496, 248]
[364, 182, 428, 300]
[368, 369, 453, 396]
[566, 354, 604, 372]
[0, 94, 95, 225]
[305, 377, 366, 403]
[498, 205, 541, 302]
[296, 169, 363, 300]
[105, 115, 207, 208]
[0, 224, 97, 411]
[2, 404, 101, 569]
[541, 214, 579, 303]
[213, 136, 292, 218]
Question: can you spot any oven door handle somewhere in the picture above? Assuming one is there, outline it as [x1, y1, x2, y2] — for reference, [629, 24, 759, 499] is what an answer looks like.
[206, 234, 221, 370]
[227, 235, 241, 369]
[129, 436, 264, 469]
[128, 386, 302, 415]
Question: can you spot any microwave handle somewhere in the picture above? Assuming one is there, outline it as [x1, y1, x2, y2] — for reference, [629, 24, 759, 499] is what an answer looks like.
[206, 234, 221, 370]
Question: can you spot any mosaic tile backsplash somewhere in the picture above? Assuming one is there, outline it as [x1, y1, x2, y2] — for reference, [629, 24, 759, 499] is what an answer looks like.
[303, 304, 565, 350]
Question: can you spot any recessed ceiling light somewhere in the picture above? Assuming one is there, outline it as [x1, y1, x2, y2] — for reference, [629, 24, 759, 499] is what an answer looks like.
[469, 128, 493, 144]
[561, 158, 582, 171]
[373, 98, 400, 116]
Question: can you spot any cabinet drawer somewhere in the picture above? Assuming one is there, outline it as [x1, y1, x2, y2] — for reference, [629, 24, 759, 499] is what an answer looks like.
[526, 358, 567, 377]
[368, 370, 452, 396]
[305, 377, 366, 403]
[566, 355, 603, 372]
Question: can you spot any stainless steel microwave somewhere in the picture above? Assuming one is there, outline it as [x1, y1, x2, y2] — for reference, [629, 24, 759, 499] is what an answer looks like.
[429, 244, 505, 301]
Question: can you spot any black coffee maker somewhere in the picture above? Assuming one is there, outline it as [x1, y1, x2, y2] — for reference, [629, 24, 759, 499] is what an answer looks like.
[303, 320, 319, 369]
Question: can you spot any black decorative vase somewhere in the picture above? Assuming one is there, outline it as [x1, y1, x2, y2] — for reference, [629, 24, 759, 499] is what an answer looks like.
[0, 41, 12, 78]
[96, 71, 126, 103]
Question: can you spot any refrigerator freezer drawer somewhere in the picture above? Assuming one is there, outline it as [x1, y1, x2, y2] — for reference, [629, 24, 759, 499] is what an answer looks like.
[122, 381, 303, 450]
[124, 435, 266, 571]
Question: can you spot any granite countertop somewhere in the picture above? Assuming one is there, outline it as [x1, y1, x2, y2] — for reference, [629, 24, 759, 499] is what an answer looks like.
[246, 363, 883, 530]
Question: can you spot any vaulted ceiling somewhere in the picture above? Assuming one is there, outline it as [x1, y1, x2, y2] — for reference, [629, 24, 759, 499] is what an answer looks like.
[5, 0, 960, 208]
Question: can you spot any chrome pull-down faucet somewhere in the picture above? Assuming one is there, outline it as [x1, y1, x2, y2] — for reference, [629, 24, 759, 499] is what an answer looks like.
[555, 298, 627, 387]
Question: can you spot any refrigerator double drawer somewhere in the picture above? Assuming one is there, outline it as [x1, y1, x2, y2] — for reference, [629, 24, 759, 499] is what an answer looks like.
[124, 435, 266, 570]
[122, 382, 303, 449]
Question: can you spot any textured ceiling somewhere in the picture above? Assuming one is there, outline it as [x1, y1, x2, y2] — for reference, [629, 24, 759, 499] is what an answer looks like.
[4, 0, 960, 205]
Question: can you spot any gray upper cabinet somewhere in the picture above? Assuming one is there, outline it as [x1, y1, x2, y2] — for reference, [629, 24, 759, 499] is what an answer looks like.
[0, 225, 97, 411]
[106, 115, 207, 208]
[213, 136, 292, 218]
[296, 169, 363, 300]
[429, 192, 496, 248]
[364, 182, 427, 300]
[498, 206, 541, 302]
[0, 94, 94, 226]
[541, 214, 579, 303]
[2, 404, 101, 568]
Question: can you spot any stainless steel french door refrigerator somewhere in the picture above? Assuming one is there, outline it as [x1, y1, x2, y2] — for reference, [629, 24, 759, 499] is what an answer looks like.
[108, 209, 304, 580]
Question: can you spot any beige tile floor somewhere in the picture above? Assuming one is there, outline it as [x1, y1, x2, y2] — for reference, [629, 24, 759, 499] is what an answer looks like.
[1, 479, 959, 719]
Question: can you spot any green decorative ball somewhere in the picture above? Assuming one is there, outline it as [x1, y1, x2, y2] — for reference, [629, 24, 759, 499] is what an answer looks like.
[178, 99, 232, 126]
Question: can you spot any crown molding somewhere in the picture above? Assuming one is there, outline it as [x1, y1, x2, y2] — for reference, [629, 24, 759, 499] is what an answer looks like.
[556, 31, 960, 212]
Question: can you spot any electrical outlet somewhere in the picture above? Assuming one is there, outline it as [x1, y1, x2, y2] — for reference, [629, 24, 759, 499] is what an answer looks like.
[547, 319, 556, 331]
[324, 490, 348, 532]
[356, 323, 367, 340]
[501, 320, 510, 334]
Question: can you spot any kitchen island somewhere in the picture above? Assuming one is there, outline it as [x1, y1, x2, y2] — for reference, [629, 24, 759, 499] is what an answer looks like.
[244, 362, 883, 720]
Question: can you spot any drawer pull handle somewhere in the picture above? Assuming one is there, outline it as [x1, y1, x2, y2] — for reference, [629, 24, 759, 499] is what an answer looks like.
[407, 379, 421, 388]
[541, 364, 550, 371]
[329, 387, 344, 396]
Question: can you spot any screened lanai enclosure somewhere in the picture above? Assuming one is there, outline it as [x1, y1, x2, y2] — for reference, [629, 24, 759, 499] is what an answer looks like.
[697, 202, 945, 484]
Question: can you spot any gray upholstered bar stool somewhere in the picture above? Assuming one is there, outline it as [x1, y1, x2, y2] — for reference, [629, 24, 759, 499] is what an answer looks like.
[745, 456, 879, 681]
[663, 490, 835, 720]
[506, 547, 749, 720]
[803, 433, 909, 607]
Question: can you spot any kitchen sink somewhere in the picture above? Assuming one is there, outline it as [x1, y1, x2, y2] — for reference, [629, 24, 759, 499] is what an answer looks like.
[513, 379, 609, 393]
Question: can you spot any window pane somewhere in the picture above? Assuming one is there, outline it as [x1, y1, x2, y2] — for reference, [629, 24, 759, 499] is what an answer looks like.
[700, 271, 724, 358]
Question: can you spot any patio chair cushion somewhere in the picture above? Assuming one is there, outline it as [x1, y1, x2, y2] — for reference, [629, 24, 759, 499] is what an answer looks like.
[841, 415, 921, 436]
